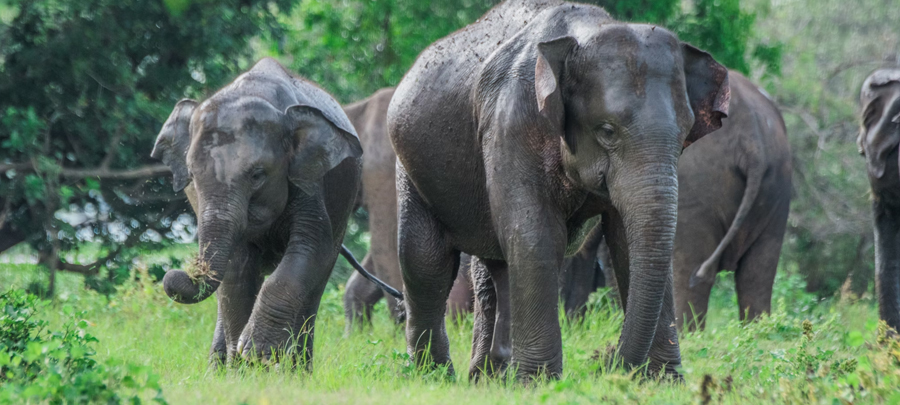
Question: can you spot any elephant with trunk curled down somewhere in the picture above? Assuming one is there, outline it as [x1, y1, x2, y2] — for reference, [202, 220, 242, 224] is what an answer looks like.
[859, 68, 900, 336]
[388, 0, 729, 381]
[152, 58, 363, 369]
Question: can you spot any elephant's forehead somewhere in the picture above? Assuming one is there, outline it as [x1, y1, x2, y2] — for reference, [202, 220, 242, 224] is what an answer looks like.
[190, 103, 282, 186]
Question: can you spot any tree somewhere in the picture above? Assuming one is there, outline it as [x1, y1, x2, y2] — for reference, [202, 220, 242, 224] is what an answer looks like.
[0, 0, 295, 295]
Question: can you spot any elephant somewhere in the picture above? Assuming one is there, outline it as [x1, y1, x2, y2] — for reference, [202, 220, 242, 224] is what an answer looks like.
[387, 0, 729, 381]
[152, 58, 364, 369]
[859, 68, 900, 335]
[341, 88, 473, 331]
[672, 71, 793, 331]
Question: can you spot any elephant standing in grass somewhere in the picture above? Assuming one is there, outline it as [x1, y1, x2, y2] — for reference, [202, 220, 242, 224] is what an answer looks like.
[673, 71, 792, 331]
[152, 58, 362, 368]
[859, 69, 900, 335]
[342, 88, 472, 330]
[388, 0, 729, 380]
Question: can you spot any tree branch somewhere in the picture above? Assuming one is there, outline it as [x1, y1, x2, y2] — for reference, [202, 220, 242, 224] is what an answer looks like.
[0, 162, 171, 180]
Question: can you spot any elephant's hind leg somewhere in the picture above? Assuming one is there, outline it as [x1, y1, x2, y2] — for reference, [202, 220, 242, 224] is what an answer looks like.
[343, 254, 383, 333]
[672, 223, 720, 332]
[468, 257, 510, 380]
[735, 220, 786, 322]
[397, 166, 459, 372]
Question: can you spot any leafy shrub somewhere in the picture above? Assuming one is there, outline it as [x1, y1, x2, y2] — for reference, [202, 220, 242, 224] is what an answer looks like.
[0, 289, 166, 404]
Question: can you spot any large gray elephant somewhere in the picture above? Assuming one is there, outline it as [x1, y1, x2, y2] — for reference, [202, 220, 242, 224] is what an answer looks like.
[388, 0, 729, 380]
[673, 71, 792, 331]
[152, 58, 362, 368]
[341, 88, 473, 330]
[859, 68, 900, 335]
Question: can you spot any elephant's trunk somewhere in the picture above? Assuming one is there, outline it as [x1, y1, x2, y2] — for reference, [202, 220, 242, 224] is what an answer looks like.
[163, 202, 241, 304]
[610, 158, 679, 369]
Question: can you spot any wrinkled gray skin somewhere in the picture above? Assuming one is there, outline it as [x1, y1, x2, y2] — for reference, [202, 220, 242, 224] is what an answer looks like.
[151, 58, 362, 369]
[341, 88, 473, 330]
[859, 68, 900, 335]
[388, 0, 729, 380]
[673, 71, 792, 331]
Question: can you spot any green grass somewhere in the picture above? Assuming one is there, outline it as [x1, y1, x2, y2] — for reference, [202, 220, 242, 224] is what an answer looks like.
[1, 262, 898, 404]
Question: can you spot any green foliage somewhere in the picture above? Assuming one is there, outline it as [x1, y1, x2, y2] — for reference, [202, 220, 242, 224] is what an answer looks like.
[0, 0, 298, 294]
[262, 0, 496, 103]
[1, 264, 899, 404]
[590, 0, 679, 24]
[0, 289, 166, 404]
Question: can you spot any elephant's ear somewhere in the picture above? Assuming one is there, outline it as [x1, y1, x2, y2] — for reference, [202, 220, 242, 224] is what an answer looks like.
[681, 43, 730, 148]
[535, 36, 578, 153]
[152, 99, 197, 192]
[284, 104, 362, 195]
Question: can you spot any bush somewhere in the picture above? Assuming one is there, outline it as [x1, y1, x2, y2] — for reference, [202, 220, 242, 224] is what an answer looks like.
[0, 289, 166, 404]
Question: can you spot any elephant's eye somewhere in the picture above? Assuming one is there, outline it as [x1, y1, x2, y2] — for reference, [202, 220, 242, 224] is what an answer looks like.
[250, 168, 267, 187]
[595, 123, 616, 141]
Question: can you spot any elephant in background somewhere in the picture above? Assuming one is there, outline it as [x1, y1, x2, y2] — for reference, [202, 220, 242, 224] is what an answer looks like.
[859, 68, 900, 335]
[389, 0, 729, 380]
[152, 58, 362, 368]
[342, 88, 472, 331]
[672, 71, 792, 331]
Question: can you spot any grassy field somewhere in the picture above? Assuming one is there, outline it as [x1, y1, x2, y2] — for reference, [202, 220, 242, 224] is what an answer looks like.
[1, 260, 899, 404]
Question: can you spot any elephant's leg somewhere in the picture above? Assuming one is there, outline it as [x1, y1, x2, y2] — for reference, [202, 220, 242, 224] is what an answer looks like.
[216, 244, 263, 364]
[491, 197, 566, 379]
[734, 229, 783, 322]
[562, 224, 605, 318]
[672, 217, 720, 332]
[468, 257, 496, 378]
[344, 254, 383, 332]
[468, 257, 510, 379]
[209, 309, 227, 369]
[647, 273, 681, 376]
[603, 210, 681, 375]
[447, 256, 474, 320]
[397, 167, 459, 371]
[874, 199, 900, 333]
[237, 198, 337, 370]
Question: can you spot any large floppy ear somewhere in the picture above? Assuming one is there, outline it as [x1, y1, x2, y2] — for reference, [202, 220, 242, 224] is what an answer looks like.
[681, 43, 730, 148]
[151, 99, 197, 192]
[861, 97, 900, 178]
[284, 104, 363, 195]
[535, 36, 578, 152]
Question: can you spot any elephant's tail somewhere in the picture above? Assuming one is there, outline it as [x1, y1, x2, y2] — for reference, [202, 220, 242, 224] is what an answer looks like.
[690, 147, 766, 288]
[340, 245, 405, 301]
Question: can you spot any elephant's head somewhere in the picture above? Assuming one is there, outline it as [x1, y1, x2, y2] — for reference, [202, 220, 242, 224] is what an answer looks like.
[532, 24, 728, 364]
[859, 69, 900, 182]
[152, 89, 361, 304]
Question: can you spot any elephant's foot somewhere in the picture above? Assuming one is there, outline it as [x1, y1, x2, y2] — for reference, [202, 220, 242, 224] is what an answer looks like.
[236, 319, 313, 371]
[208, 350, 227, 371]
[592, 344, 683, 381]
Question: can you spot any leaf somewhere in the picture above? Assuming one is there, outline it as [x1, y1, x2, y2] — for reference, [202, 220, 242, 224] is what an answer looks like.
[847, 331, 864, 347]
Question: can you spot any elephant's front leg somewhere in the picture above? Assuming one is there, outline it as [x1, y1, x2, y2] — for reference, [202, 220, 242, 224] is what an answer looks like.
[603, 210, 681, 377]
[218, 244, 262, 364]
[208, 243, 261, 368]
[237, 200, 337, 370]
[492, 195, 567, 380]
[209, 309, 226, 369]
[874, 199, 900, 334]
